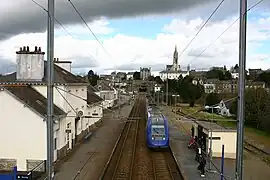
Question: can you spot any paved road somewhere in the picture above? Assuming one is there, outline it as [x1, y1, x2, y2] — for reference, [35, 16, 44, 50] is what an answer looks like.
[54, 104, 132, 180]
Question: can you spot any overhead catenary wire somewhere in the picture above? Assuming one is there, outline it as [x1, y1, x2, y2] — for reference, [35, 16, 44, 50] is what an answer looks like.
[156, 93, 237, 179]
[67, 0, 113, 60]
[190, 0, 265, 64]
[178, 0, 226, 58]
[56, 87, 77, 114]
[30, 0, 99, 66]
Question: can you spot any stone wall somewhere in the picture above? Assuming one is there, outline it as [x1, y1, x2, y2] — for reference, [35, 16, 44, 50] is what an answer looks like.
[26, 159, 45, 172]
[0, 158, 16, 171]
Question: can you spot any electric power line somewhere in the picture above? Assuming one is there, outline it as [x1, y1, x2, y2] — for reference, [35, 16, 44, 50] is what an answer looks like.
[67, 0, 113, 60]
[30, 0, 99, 66]
[190, 0, 265, 64]
[178, 0, 226, 58]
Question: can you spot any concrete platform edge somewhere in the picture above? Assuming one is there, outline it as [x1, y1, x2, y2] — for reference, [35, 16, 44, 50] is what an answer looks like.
[170, 146, 189, 180]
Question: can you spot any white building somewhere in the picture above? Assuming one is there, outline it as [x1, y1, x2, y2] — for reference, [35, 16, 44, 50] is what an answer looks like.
[140, 67, 151, 80]
[95, 81, 117, 108]
[0, 46, 103, 171]
[154, 84, 161, 92]
[203, 79, 218, 93]
[159, 46, 189, 81]
[126, 72, 134, 80]
[192, 121, 237, 159]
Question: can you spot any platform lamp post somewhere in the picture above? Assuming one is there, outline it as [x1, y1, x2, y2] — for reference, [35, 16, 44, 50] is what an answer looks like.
[172, 94, 180, 119]
[204, 105, 220, 171]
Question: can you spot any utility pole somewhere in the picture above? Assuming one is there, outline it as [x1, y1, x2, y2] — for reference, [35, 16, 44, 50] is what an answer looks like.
[236, 0, 247, 179]
[157, 91, 160, 106]
[166, 71, 168, 106]
[118, 79, 121, 118]
[47, 0, 55, 179]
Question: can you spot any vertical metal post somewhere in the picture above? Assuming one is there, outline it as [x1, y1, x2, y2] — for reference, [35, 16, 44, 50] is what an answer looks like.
[174, 95, 176, 118]
[153, 91, 155, 103]
[118, 88, 120, 118]
[157, 91, 160, 106]
[209, 107, 213, 170]
[47, 0, 55, 179]
[236, 0, 247, 179]
[221, 144, 225, 180]
[166, 71, 168, 106]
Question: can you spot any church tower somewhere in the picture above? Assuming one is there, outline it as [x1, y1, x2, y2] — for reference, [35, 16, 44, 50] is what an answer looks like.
[173, 45, 179, 71]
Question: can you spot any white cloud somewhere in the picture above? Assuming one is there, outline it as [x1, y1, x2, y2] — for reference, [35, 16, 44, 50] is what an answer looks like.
[0, 14, 270, 75]
[61, 18, 115, 37]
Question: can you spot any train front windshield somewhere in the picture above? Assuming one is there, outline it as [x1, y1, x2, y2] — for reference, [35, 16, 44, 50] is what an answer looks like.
[151, 125, 165, 140]
[151, 115, 165, 140]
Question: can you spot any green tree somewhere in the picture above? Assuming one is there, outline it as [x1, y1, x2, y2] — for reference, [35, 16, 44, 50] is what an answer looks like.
[177, 76, 204, 107]
[148, 75, 155, 81]
[87, 70, 99, 86]
[230, 88, 269, 129]
[256, 71, 270, 86]
[133, 71, 140, 80]
[205, 93, 221, 106]
[154, 76, 163, 84]
[206, 69, 232, 80]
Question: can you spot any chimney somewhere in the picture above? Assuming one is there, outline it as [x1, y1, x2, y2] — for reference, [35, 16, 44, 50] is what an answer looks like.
[54, 58, 72, 72]
[38, 47, 41, 52]
[16, 46, 45, 81]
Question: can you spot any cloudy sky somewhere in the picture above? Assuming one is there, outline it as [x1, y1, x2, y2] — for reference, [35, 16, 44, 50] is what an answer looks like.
[0, 0, 270, 75]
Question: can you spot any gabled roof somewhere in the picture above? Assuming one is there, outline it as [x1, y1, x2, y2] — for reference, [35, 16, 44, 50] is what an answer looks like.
[87, 88, 103, 104]
[87, 85, 98, 92]
[221, 99, 233, 110]
[0, 62, 88, 85]
[2, 85, 66, 117]
[95, 81, 114, 91]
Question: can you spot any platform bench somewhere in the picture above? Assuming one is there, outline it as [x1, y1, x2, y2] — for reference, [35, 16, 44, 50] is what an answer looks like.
[84, 132, 93, 141]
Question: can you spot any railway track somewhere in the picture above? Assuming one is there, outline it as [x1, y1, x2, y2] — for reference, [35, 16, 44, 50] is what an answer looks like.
[99, 95, 142, 180]
[151, 148, 184, 180]
[100, 93, 184, 180]
[244, 141, 270, 164]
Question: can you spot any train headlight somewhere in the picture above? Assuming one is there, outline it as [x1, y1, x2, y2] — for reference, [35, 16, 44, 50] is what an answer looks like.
[162, 137, 165, 140]
[152, 137, 154, 140]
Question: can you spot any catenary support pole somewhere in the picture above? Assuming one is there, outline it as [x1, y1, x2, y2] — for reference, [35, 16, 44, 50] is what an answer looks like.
[235, 0, 247, 179]
[166, 71, 168, 106]
[209, 107, 213, 170]
[221, 144, 225, 180]
[47, 0, 55, 179]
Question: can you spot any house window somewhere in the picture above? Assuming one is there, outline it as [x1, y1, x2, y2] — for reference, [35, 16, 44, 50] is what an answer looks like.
[68, 90, 71, 92]
[54, 138, 57, 150]
[103, 95, 106, 100]
[92, 113, 98, 116]
[75, 89, 78, 92]
[209, 137, 221, 140]
[82, 89, 84, 91]
[67, 123, 71, 129]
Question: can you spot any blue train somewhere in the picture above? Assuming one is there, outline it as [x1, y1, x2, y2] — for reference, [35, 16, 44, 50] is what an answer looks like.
[146, 104, 169, 149]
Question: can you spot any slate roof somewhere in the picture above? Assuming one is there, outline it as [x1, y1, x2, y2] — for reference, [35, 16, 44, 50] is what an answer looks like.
[3, 85, 66, 117]
[87, 88, 103, 104]
[87, 85, 98, 92]
[95, 81, 114, 91]
[0, 61, 88, 84]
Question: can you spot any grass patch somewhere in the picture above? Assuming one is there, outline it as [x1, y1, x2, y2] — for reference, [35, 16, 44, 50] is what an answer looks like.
[180, 106, 232, 121]
[179, 105, 270, 149]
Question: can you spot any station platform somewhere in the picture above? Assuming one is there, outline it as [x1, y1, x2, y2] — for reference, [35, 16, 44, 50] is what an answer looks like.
[162, 105, 270, 180]
[170, 125, 235, 179]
